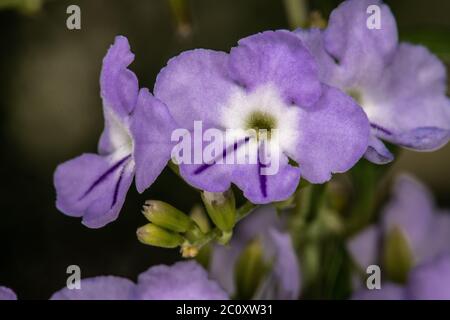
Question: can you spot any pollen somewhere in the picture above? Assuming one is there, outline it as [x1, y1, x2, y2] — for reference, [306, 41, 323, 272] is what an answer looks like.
[245, 111, 277, 139]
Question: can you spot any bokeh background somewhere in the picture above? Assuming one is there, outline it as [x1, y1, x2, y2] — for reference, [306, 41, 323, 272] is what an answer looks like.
[0, 0, 449, 299]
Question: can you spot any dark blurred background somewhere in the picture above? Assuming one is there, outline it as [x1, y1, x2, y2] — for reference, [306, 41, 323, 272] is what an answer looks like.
[0, 0, 449, 299]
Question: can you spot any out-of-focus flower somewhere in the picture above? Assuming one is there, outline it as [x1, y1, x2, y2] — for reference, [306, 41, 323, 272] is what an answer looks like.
[210, 206, 300, 299]
[155, 30, 369, 204]
[0, 286, 17, 300]
[296, 0, 450, 164]
[348, 174, 450, 299]
[0, 0, 43, 14]
[348, 174, 450, 276]
[54, 36, 177, 228]
[353, 254, 450, 300]
[51, 261, 228, 300]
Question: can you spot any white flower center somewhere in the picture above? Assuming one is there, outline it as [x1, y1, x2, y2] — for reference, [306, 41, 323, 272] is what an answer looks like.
[220, 84, 301, 156]
[105, 108, 134, 161]
[346, 87, 378, 121]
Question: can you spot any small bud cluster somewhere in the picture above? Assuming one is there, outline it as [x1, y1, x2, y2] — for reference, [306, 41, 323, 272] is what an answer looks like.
[137, 189, 239, 257]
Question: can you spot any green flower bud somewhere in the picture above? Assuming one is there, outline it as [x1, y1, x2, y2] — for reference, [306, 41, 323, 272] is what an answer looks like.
[184, 223, 204, 244]
[190, 205, 211, 234]
[234, 238, 270, 299]
[136, 223, 184, 248]
[383, 226, 414, 283]
[142, 200, 193, 233]
[201, 189, 236, 232]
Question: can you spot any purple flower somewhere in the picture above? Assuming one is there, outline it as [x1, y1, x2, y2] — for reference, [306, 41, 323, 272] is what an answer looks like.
[348, 174, 450, 270]
[352, 283, 406, 300]
[353, 254, 450, 300]
[154, 30, 369, 203]
[296, 0, 450, 164]
[51, 261, 228, 300]
[407, 254, 450, 300]
[0, 286, 17, 300]
[349, 174, 450, 299]
[54, 36, 177, 228]
[210, 206, 300, 299]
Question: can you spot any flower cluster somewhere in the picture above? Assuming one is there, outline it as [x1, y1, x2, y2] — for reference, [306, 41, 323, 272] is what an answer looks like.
[296, 0, 450, 163]
[54, 0, 449, 228]
[43, 0, 450, 300]
[349, 175, 450, 299]
[54, 37, 177, 228]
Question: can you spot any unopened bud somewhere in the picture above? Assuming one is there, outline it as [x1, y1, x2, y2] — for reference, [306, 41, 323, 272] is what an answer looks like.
[190, 205, 211, 234]
[201, 189, 236, 232]
[137, 223, 184, 248]
[142, 200, 193, 233]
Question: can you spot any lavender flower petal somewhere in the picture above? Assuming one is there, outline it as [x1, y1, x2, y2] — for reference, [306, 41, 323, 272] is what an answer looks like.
[130, 88, 178, 193]
[323, 0, 398, 87]
[134, 261, 228, 300]
[50, 276, 135, 300]
[0, 287, 17, 300]
[228, 30, 321, 107]
[154, 49, 239, 129]
[291, 85, 370, 183]
[54, 153, 134, 228]
[352, 283, 406, 300]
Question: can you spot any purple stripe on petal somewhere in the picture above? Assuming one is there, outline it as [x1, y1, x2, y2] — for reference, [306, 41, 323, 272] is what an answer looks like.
[231, 153, 300, 204]
[193, 162, 212, 176]
[257, 155, 268, 198]
[370, 123, 393, 136]
[389, 127, 450, 151]
[54, 153, 135, 228]
[194, 137, 250, 175]
[80, 154, 131, 200]
[111, 165, 126, 208]
[194, 163, 217, 176]
[370, 124, 450, 152]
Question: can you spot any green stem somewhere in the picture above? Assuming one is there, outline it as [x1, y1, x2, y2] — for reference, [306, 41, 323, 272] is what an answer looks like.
[345, 160, 381, 236]
[168, 0, 192, 38]
[168, 160, 181, 177]
[236, 201, 257, 222]
[183, 201, 257, 255]
[283, 0, 308, 29]
[345, 147, 400, 236]
[196, 228, 222, 247]
[290, 183, 326, 249]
